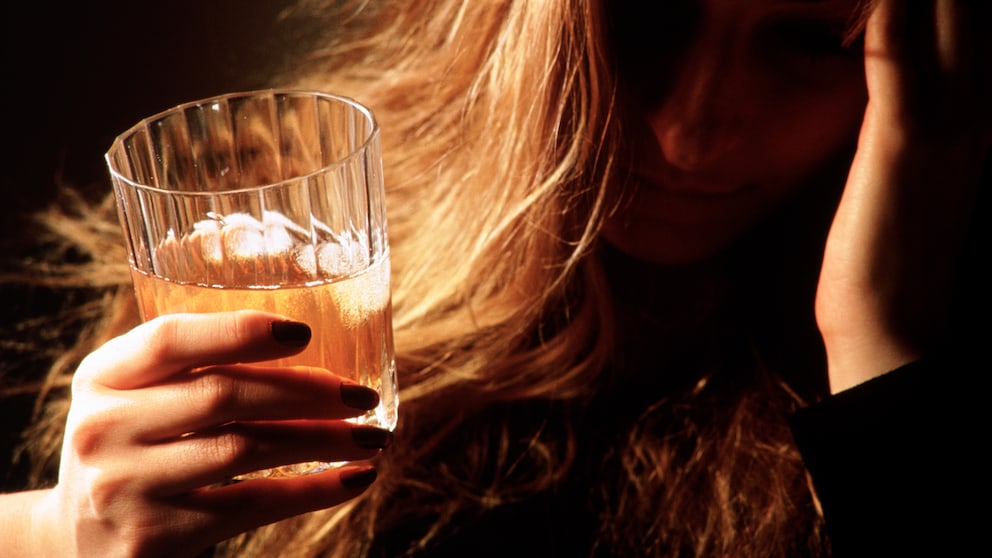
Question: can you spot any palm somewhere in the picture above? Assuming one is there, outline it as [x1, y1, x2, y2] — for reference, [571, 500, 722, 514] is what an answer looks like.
[814, 0, 990, 392]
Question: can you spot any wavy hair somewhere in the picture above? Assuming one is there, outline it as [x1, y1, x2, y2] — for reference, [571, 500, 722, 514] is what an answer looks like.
[7, 0, 834, 556]
[222, 1, 828, 556]
[220, 1, 625, 554]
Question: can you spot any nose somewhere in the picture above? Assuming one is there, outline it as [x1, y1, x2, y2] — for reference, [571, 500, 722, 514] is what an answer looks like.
[646, 32, 744, 171]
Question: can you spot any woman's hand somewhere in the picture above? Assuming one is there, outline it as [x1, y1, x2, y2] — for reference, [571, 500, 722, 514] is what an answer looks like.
[20, 310, 390, 558]
[815, 0, 991, 392]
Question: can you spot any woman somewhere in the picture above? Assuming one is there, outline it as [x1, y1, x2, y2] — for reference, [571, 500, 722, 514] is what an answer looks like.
[1, 0, 988, 556]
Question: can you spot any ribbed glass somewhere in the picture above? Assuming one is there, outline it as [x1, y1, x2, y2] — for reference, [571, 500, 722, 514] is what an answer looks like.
[106, 90, 396, 477]
[106, 89, 387, 289]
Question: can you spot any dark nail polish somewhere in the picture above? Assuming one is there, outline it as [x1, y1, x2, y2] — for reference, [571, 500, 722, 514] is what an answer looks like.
[351, 425, 394, 449]
[340, 465, 377, 489]
[270, 321, 311, 347]
[340, 383, 380, 410]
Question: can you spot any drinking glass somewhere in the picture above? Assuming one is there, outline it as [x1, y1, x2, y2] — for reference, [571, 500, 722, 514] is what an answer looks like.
[105, 89, 397, 478]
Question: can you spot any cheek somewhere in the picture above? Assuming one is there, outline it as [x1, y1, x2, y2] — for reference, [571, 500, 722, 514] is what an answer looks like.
[752, 83, 867, 189]
[602, 89, 866, 266]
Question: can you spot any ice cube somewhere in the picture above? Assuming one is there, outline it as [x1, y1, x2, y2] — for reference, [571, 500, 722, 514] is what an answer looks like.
[291, 244, 318, 278]
[332, 258, 390, 328]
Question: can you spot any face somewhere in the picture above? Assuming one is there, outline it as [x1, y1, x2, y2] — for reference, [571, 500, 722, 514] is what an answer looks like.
[602, 0, 867, 265]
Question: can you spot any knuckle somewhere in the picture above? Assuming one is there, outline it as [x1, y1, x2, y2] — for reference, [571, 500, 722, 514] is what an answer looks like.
[66, 412, 117, 460]
[72, 351, 101, 389]
[140, 314, 184, 364]
[113, 538, 150, 558]
[111, 526, 170, 558]
[84, 469, 131, 519]
[73, 336, 131, 390]
[76, 470, 174, 558]
[228, 309, 265, 346]
[190, 373, 240, 416]
[205, 427, 258, 468]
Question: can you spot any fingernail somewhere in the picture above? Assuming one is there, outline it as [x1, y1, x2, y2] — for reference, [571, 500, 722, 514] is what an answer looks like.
[351, 425, 394, 449]
[340, 383, 380, 410]
[270, 321, 311, 347]
[340, 465, 377, 489]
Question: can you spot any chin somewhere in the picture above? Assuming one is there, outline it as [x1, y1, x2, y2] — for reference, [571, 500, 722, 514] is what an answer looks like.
[601, 218, 741, 267]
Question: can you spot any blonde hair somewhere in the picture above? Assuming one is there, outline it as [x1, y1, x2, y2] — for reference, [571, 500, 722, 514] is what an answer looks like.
[284, 0, 621, 403]
[9, 1, 831, 556]
[220, 2, 624, 554]
[222, 1, 827, 556]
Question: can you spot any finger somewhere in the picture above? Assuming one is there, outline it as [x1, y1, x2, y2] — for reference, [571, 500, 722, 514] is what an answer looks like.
[938, 0, 992, 145]
[863, 0, 937, 117]
[176, 465, 379, 552]
[144, 422, 391, 495]
[76, 310, 313, 390]
[867, 0, 991, 140]
[934, 0, 973, 74]
[934, 1, 989, 135]
[135, 365, 380, 441]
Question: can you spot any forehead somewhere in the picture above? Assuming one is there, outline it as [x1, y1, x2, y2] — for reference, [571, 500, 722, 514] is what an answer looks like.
[760, 0, 862, 11]
[703, 0, 863, 22]
[767, 0, 859, 5]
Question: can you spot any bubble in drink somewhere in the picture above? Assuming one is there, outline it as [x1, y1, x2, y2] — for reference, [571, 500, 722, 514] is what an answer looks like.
[131, 212, 397, 476]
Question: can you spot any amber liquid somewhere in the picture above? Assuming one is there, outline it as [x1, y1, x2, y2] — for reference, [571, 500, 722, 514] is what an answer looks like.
[130, 257, 397, 477]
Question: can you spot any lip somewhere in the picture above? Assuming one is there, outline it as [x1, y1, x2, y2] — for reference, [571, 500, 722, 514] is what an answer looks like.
[633, 172, 754, 198]
[617, 171, 761, 228]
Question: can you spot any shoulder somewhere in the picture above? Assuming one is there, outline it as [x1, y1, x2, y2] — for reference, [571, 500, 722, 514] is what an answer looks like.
[789, 351, 987, 557]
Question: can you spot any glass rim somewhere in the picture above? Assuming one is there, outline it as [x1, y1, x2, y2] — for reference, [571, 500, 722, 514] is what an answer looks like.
[104, 88, 380, 196]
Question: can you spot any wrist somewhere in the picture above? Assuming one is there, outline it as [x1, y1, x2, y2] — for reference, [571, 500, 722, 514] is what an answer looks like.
[822, 327, 921, 393]
[0, 489, 62, 557]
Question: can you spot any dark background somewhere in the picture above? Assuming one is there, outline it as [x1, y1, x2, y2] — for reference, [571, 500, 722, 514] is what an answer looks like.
[2, 1, 297, 224]
[2, 1, 298, 489]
